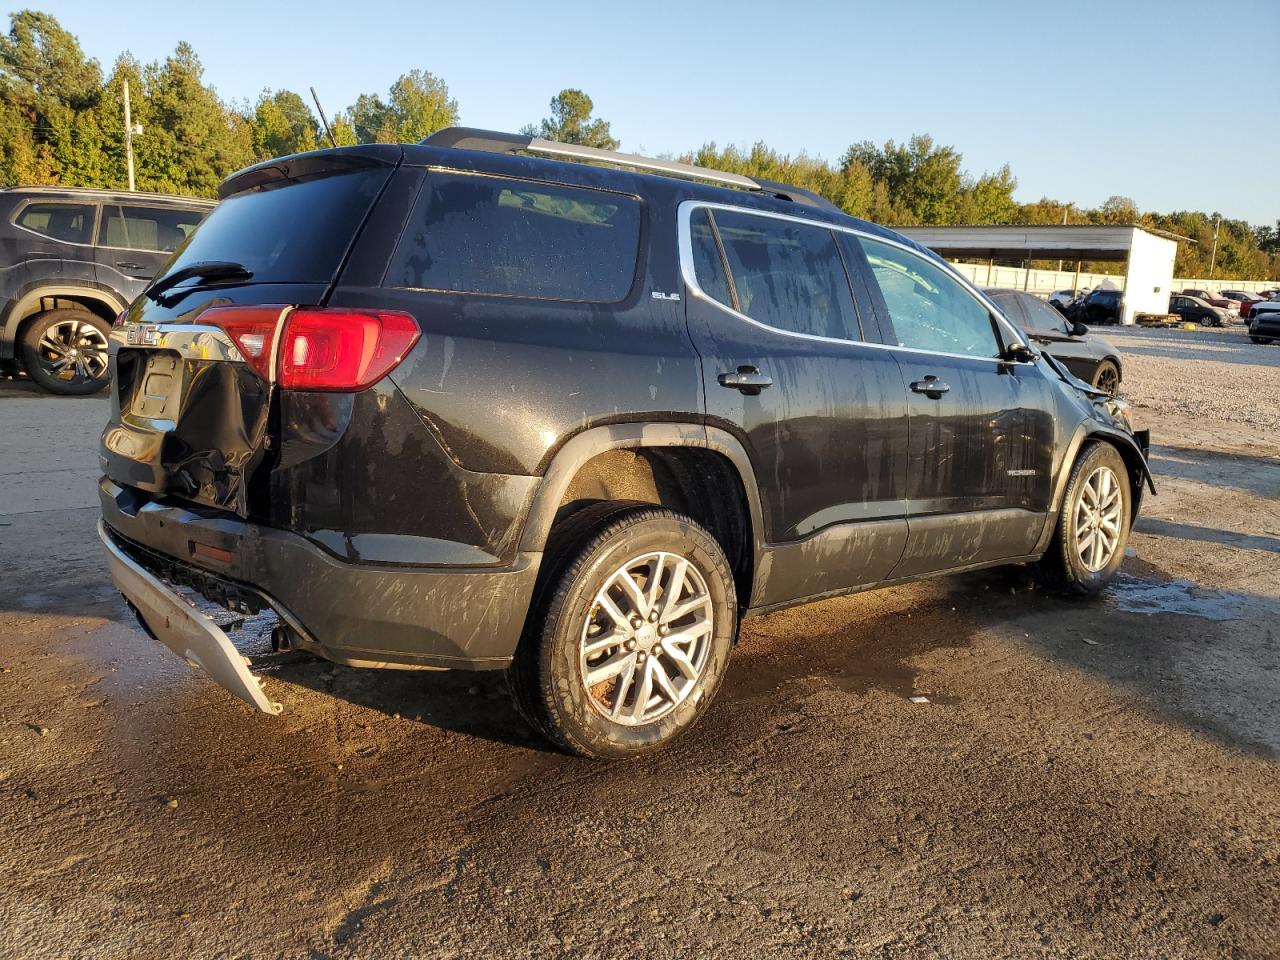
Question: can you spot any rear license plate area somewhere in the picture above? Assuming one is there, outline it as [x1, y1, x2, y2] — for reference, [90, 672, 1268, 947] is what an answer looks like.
[129, 351, 184, 420]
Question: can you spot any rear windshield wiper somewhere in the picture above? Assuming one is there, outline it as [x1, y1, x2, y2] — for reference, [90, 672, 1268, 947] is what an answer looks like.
[146, 261, 253, 306]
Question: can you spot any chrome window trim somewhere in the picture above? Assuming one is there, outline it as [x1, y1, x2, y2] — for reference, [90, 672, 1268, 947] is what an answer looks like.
[676, 199, 1034, 364]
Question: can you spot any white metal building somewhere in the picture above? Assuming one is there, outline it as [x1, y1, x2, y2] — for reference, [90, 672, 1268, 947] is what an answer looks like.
[896, 224, 1188, 325]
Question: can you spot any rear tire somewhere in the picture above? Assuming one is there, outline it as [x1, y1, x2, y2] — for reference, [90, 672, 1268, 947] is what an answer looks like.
[509, 505, 737, 759]
[1032, 442, 1132, 596]
[20, 308, 111, 396]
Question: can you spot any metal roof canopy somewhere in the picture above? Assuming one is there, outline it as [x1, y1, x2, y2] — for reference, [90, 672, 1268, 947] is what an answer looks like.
[895, 224, 1193, 262]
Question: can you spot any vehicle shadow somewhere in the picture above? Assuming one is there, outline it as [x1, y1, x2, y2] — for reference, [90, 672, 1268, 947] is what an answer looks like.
[263, 580, 981, 756]
[270, 653, 553, 753]
[1148, 443, 1280, 500]
[254, 546, 1279, 762]
[1135, 517, 1280, 554]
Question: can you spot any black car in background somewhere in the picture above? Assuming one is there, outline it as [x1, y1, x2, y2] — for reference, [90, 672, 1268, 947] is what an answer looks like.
[0, 186, 213, 394]
[985, 288, 1123, 394]
[98, 131, 1154, 757]
[1250, 310, 1279, 344]
[1168, 294, 1233, 327]
[1072, 287, 1123, 325]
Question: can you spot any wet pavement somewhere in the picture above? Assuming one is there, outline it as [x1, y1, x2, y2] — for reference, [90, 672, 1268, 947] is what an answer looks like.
[1, 369, 1279, 958]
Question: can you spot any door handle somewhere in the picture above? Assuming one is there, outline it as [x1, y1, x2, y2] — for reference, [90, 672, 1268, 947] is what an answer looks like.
[116, 261, 144, 270]
[717, 366, 773, 395]
[910, 376, 951, 398]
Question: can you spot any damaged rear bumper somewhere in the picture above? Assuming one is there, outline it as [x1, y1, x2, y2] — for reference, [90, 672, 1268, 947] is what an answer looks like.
[99, 518, 283, 714]
[99, 478, 542, 675]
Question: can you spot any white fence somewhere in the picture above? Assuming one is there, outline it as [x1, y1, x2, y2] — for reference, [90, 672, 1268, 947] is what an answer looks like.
[1172, 276, 1277, 295]
[949, 262, 1277, 298]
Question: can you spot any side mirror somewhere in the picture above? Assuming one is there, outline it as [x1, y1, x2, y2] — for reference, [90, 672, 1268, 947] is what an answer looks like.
[1071, 321, 1089, 337]
[1004, 341, 1039, 364]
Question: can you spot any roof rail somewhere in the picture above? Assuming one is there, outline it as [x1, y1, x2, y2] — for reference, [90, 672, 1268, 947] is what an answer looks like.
[420, 127, 842, 214]
[0, 184, 217, 205]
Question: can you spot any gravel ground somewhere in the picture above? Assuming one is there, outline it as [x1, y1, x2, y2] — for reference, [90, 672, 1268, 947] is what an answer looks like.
[1105, 324, 1280, 428]
[1, 328, 1278, 959]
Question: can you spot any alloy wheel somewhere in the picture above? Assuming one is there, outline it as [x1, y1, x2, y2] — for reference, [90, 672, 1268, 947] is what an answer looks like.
[1075, 466, 1123, 572]
[36, 318, 109, 384]
[1094, 364, 1119, 395]
[579, 551, 714, 726]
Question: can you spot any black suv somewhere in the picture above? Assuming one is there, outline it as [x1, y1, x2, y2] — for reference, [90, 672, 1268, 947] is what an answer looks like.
[1070, 288, 1123, 325]
[0, 186, 213, 394]
[97, 130, 1154, 758]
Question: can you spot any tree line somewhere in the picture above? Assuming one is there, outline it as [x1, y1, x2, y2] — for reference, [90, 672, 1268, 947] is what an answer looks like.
[2, 10, 1276, 281]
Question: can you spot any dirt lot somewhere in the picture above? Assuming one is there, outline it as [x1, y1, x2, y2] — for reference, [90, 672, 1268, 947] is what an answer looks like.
[1, 326, 1278, 959]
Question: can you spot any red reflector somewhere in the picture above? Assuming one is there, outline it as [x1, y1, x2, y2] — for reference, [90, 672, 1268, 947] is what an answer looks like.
[113, 309, 129, 328]
[278, 309, 420, 391]
[204, 305, 286, 381]
[191, 541, 234, 564]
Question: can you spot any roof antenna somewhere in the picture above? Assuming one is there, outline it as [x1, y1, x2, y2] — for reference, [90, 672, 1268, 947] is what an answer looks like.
[310, 86, 337, 148]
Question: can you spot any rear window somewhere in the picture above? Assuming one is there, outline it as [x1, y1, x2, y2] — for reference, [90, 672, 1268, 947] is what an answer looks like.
[158, 169, 391, 285]
[385, 173, 640, 302]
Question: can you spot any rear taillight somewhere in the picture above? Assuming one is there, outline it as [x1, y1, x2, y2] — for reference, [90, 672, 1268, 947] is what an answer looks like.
[206, 305, 286, 381]
[205, 305, 419, 391]
[279, 309, 420, 391]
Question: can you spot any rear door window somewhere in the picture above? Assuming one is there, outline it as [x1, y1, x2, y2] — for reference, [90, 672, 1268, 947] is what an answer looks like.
[160, 168, 392, 285]
[15, 202, 95, 244]
[859, 236, 1001, 358]
[99, 205, 206, 252]
[386, 173, 641, 302]
[708, 209, 860, 340]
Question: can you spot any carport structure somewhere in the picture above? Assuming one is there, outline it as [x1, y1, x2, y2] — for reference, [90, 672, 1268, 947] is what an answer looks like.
[896, 224, 1189, 325]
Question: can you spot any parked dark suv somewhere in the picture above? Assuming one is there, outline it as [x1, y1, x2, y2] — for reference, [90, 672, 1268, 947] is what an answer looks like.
[97, 130, 1154, 758]
[1070, 287, 1123, 325]
[0, 186, 213, 394]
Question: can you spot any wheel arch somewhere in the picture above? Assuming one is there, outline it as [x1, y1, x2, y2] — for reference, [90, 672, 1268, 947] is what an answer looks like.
[2, 285, 125, 358]
[518, 423, 766, 608]
[1045, 424, 1154, 525]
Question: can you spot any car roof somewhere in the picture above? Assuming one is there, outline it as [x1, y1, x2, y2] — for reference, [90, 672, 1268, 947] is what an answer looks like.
[0, 185, 216, 207]
[404, 140, 948, 262]
[221, 137, 946, 270]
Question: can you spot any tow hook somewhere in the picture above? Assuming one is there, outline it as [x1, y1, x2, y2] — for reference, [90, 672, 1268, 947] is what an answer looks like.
[271, 623, 295, 653]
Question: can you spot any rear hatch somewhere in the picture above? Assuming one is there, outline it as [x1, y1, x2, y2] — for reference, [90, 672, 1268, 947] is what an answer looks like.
[101, 147, 401, 517]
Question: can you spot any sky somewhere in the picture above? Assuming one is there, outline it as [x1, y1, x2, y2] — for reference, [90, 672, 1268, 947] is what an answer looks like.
[46, 0, 1280, 225]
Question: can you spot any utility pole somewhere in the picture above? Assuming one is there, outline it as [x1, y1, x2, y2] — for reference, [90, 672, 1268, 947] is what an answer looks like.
[123, 80, 136, 192]
[1057, 205, 1069, 273]
[1209, 215, 1220, 281]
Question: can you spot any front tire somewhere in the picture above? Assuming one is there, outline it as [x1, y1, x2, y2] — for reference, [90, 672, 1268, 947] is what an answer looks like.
[1033, 442, 1132, 595]
[1091, 359, 1121, 395]
[20, 308, 111, 395]
[510, 506, 737, 758]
